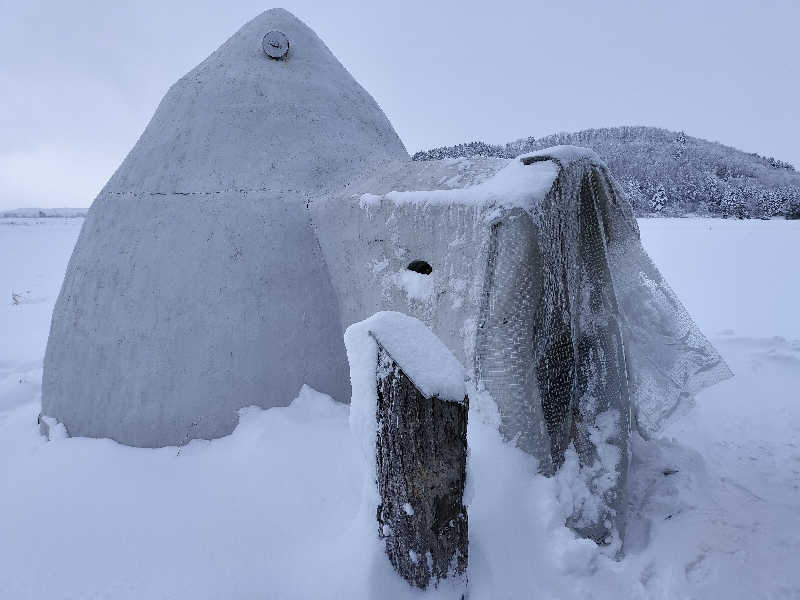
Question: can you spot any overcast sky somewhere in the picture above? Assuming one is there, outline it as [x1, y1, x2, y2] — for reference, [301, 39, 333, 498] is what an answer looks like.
[1, 0, 798, 209]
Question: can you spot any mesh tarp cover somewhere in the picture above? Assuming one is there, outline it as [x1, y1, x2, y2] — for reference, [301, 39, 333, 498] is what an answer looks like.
[476, 153, 731, 544]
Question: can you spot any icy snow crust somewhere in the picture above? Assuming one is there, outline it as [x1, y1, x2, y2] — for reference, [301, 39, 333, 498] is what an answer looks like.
[42, 9, 407, 447]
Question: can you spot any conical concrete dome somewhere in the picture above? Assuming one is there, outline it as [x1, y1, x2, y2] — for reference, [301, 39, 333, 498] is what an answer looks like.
[104, 8, 406, 194]
[42, 9, 408, 447]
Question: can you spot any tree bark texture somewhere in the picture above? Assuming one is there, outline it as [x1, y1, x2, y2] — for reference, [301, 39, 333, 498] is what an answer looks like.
[375, 342, 468, 591]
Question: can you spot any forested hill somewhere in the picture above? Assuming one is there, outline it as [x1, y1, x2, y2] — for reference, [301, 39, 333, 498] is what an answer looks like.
[412, 127, 800, 218]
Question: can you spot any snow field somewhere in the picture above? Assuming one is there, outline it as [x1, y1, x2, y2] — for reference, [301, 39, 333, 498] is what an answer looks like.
[0, 217, 798, 599]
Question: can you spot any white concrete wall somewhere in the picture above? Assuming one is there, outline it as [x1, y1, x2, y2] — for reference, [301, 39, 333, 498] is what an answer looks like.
[42, 9, 407, 446]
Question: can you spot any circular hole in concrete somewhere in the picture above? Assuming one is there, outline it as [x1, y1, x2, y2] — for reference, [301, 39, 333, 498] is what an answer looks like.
[407, 260, 432, 275]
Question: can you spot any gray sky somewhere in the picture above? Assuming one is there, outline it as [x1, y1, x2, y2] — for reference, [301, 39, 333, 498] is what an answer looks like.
[1, 0, 798, 209]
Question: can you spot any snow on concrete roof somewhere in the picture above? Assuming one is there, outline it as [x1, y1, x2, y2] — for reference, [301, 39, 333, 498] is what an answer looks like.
[325, 154, 563, 213]
[322, 145, 605, 215]
[103, 8, 406, 195]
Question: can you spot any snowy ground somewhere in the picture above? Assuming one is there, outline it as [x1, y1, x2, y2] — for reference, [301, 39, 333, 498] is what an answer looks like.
[1, 217, 798, 599]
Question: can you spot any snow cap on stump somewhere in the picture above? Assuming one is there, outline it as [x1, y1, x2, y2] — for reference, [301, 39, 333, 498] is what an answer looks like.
[344, 311, 466, 462]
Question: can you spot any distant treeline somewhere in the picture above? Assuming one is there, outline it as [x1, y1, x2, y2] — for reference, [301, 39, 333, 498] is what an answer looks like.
[412, 126, 800, 219]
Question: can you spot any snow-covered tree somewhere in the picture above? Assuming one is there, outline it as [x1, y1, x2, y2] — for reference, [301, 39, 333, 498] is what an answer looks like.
[414, 126, 800, 218]
[672, 131, 687, 161]
[785, 187, 800, 219]
[721, 186, 749, 219]
[650, 185, 668, 213]
[621, 178, 646, 211]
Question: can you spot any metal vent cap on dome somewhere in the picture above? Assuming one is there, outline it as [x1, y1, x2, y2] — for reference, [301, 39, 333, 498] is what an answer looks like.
[262, 30, 289, 59]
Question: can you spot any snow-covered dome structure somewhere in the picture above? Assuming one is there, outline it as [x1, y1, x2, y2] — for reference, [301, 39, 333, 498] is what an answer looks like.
[42, 9, 407, 447]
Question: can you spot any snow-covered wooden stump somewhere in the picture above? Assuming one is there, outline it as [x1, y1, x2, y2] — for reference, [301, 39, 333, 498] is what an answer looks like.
[376, 342, 468, 589]
[345, 312, 468, 592]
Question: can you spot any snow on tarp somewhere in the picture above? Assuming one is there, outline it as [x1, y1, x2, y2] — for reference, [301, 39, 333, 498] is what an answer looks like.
[519, 144, 604, 167]
[334, 145, 605, 217]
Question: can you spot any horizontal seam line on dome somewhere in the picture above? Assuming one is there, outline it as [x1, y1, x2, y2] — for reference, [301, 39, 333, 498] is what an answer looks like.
[103, 188, 309, 196]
